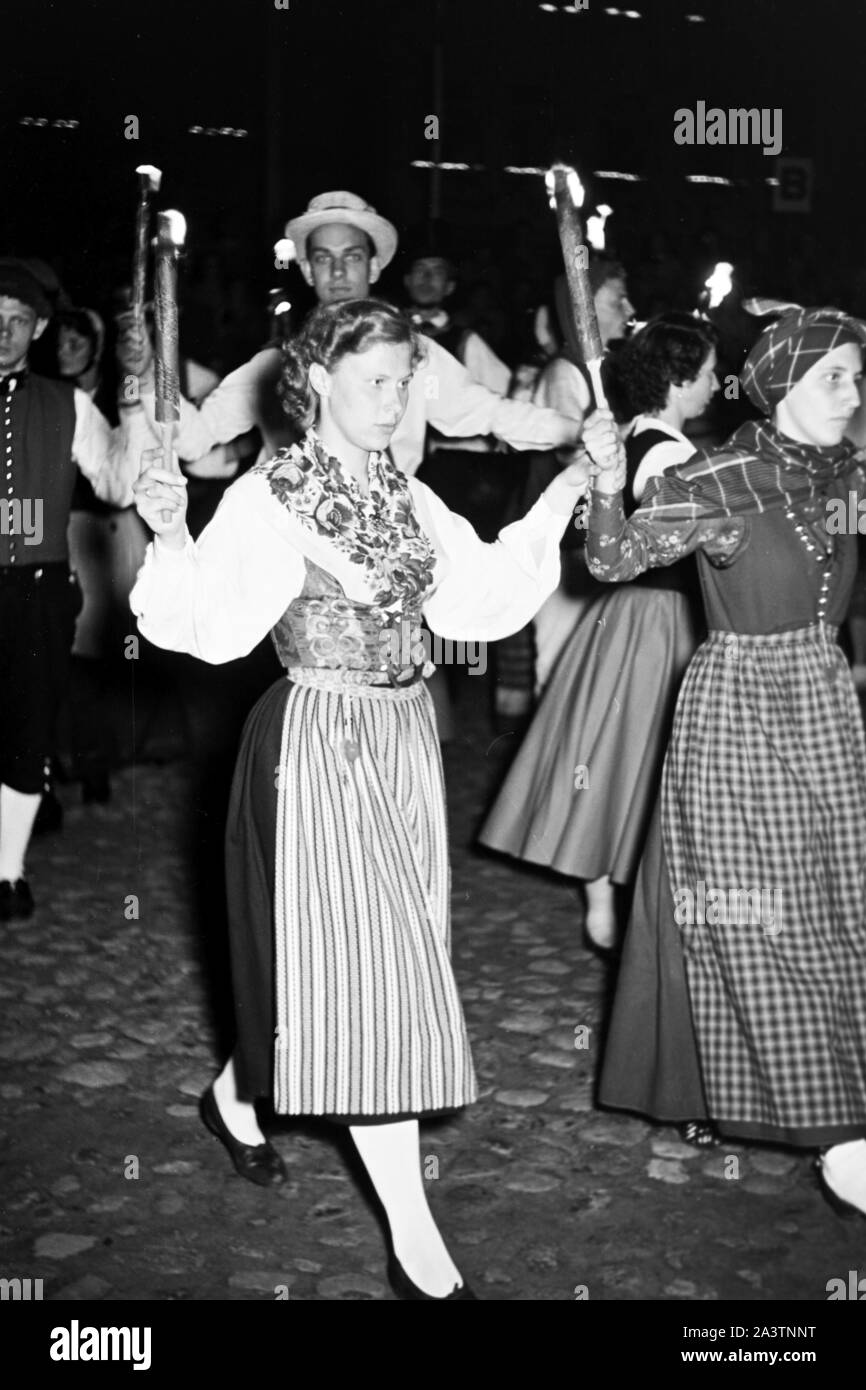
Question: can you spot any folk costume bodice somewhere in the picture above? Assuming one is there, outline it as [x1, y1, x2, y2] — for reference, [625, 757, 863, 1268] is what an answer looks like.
[256, 433, 436, 679]
[130, 427, 572, 668]
[587, 421, 865, 635]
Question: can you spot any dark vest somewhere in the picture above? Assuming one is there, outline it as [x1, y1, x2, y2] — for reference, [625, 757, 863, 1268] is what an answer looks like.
[624, 425, 700, 600]
[426, 321, 469, 364]
[0, 373, 77, 567]
[624, 426, 676, 516]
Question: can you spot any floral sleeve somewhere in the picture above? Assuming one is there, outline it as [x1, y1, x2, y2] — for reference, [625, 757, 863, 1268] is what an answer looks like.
[586, 490, 748, 583]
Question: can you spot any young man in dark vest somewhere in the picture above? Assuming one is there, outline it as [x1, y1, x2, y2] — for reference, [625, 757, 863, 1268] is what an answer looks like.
[0, 262, 145, 920]
[402, 228, 515, 532]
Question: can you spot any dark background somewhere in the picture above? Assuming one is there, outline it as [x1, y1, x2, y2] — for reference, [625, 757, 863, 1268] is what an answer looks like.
[2, 0, 862, 364]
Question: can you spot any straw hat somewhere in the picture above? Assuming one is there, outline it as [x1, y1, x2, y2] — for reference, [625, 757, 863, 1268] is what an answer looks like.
[285, 191, 398, 268]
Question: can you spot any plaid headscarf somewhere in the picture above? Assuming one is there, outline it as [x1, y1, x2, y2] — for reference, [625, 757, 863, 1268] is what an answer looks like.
[635, 299, 866, 527]
[740, 298, 866, 415]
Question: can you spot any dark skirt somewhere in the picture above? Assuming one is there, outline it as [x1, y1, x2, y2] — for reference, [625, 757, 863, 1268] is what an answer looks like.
[598, 799, 709, 1121]
[225, 674, 476, 1119]
[480, 584, 697, 884]
[224, 678, 285, 1102]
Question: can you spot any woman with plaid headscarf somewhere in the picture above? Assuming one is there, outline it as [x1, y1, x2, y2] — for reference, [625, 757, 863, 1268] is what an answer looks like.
[583, 301, 866, 1218]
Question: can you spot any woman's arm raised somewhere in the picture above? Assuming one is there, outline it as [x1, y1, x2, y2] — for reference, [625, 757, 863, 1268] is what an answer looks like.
[130, 465, 305, 664]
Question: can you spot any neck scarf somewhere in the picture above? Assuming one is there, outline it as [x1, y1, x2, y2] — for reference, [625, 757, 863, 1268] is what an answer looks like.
[408, 307, 450, 332]
[639, 419, 859, 524]
[256, 430, 437, 609]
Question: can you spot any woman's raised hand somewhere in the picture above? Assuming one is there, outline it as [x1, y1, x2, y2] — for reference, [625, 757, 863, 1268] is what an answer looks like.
[582, 410, 626, 494]
[544, 449, 591, 516]
[133, 448, 188, 549]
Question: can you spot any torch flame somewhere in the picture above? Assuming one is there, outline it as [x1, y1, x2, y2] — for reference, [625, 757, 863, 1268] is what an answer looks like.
[135, 164, 163, 193]
[273, 237, 296, 265]
[274, 299, 292, 316]
[161, 209, 188, 248]
[545, 164, 585, 211]
[586, 203, 614, 250]
[705, 261, 733, 309]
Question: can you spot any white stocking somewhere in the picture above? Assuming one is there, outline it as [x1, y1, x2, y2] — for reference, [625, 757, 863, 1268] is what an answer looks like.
[584, 874, 618, 950]
[212, 1053, 267, 1146]
[0, 784, 41, 882]
[822, 1139, 866, 1215]
[350, 1118, 462, 1297]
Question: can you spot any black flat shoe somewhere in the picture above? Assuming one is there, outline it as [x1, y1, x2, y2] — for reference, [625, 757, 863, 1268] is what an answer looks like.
[81, 772, 112, 804]
[815, 1159, 866, 1221]
[387, 1252, 478, 1300]
[582, 927, 621, 963]
[0, 878, 35, 921]
[200, 1085, 287, 1187]
[678, 1120, 720, 1149]
[33, 791, 63, 836]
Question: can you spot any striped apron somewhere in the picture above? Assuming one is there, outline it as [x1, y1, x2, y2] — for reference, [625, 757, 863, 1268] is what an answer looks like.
[268, 669, 476, 1117]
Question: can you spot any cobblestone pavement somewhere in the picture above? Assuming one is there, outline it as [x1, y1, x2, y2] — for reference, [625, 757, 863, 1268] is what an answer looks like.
[1, 666, 863, 1303]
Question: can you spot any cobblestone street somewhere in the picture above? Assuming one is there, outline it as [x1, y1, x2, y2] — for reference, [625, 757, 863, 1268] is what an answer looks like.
[1, 666, 863, 1303]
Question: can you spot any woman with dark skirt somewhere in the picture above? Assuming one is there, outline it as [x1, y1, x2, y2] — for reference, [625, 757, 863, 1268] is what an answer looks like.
[130, 298, 590, 1297]
[480, 314, 717, 952]
[582, 299, 866, 1218]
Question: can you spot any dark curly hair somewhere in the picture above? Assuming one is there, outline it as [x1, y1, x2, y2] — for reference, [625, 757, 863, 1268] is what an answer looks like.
[614, 312, 719, 415]
[279, 298, 427, 428]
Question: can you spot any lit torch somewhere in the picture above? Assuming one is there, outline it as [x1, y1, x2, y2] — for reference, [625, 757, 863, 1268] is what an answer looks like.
[273, 237, 296, 270]
[131, 165, 162, 322]
[153, 209, 187, 519]
[586, 203, 613, 252]
[268, 289, 292, 346]
[545, 163, 608, 408]
[703, 261, 734, 311]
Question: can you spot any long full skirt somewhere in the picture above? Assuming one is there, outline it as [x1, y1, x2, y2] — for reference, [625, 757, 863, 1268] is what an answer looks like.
[480, 584, 697, 884]
[604, 627, 866, 1147]
[225, 675, 477, 1118]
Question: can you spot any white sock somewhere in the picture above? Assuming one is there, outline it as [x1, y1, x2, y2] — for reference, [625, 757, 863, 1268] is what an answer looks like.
[0, 785, 42, 882]
[350, 1119, 463, 1297]
[822, 1139, 866, 1214]
[212, 1054, 267, 1146]
[584, 875, 618, 949]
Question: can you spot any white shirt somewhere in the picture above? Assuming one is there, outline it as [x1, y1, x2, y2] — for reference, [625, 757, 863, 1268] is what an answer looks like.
[532, 356, 592, 420]
[460, 331, 512, 397]
[134, 337, 580, 480]
[72, 390, 147, 508]
[627, 415, 695, 501]
[426, 329, 515, 455]
[130, 468, 570, 665]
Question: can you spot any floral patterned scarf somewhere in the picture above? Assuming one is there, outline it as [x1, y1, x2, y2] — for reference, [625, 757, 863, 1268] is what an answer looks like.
[255, 429, 437, 609]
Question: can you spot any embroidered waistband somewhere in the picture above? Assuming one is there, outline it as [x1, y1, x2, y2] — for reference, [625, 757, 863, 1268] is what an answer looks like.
[287, 663, 434, 694]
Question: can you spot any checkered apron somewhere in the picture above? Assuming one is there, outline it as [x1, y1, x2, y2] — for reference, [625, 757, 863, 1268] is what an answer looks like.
[663, 625, 866, 1139]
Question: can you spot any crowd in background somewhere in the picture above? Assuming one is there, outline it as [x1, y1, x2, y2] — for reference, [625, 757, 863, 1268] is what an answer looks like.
[14, 208, 866, 821]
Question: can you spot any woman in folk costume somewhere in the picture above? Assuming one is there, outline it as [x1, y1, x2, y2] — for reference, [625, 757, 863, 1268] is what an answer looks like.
[582, 300, 866, 1217]
[480, 315, 716, 952]
[130, 299, 589, 1297]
